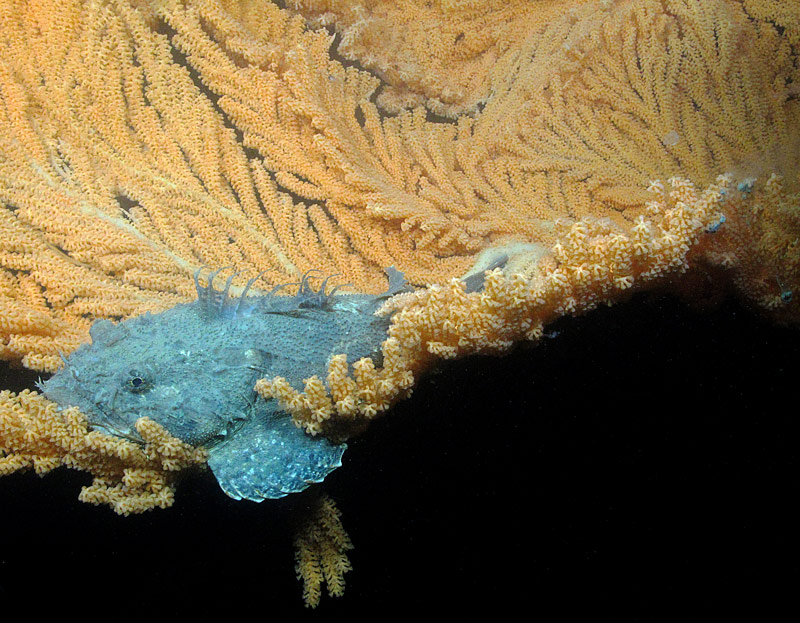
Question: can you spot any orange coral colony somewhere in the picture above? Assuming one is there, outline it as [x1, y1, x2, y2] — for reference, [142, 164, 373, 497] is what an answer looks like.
[0, 0, 798, 608]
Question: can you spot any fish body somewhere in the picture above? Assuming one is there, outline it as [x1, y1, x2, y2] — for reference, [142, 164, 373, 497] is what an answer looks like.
[42, 269, 406, 501]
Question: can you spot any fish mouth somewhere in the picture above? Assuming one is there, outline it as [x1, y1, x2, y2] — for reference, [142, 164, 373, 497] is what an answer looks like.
[42, 372, 139, 442]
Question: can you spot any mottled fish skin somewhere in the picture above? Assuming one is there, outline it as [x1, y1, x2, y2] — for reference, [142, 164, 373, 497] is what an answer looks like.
[42, 268, 407, 501]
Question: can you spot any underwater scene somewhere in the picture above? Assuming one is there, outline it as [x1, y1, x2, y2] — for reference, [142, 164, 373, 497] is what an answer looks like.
[0, 0, 798, 616]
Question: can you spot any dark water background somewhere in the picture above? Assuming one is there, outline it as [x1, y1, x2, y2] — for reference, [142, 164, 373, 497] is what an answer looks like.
[0, 291, 797, 618]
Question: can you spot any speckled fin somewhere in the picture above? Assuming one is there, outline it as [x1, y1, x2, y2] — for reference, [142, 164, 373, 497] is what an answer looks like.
[207, 410, 346, 501]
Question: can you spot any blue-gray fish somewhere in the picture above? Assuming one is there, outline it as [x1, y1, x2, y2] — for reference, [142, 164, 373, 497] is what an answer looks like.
[41, 267, 407, 501]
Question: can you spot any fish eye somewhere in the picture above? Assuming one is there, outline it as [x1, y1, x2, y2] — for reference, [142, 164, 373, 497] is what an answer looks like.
[124, 367, 152, 393]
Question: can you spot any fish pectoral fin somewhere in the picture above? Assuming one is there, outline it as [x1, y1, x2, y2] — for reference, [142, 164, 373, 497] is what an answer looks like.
[206, 409, 346, 502]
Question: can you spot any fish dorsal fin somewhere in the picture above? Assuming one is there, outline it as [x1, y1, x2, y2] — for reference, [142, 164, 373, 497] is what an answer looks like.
[462, 254, 508, 293]
[379, 266, 409, 298]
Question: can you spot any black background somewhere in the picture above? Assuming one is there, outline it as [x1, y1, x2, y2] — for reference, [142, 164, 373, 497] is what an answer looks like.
[0, 291, 797, 618]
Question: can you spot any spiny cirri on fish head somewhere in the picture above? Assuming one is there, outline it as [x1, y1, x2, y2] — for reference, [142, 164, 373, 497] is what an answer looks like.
[41, 267, 409, 502]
